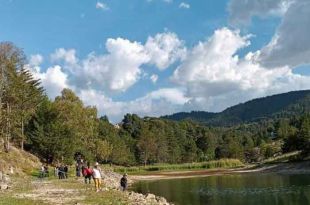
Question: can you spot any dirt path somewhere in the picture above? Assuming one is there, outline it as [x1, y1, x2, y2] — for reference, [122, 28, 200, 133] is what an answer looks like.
[14, 179, 86, 204]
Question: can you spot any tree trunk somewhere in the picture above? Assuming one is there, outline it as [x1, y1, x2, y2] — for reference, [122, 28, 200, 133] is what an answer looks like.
[4, 103, 10, 152]
[21, 119, 24, 150]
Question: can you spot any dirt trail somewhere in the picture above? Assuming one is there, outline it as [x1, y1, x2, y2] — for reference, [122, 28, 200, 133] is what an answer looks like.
[15, 180, 85, 205]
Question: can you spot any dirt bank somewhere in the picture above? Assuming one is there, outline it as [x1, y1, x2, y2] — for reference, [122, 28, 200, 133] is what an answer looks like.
[131, 161, 310, 181]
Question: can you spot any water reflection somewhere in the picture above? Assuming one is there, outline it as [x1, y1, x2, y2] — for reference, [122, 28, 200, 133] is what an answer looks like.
[132, 173, 310, 205]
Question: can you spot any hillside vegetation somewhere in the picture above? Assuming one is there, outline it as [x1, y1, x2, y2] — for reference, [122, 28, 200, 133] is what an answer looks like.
[0, 140, 40, 175]
[163, 90, 310, 126]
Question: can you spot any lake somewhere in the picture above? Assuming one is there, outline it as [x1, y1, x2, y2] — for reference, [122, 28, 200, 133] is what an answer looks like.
[131, 173, 310, 205]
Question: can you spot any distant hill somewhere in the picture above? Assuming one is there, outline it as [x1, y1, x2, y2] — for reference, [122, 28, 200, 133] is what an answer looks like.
[162, 90, 310, 126]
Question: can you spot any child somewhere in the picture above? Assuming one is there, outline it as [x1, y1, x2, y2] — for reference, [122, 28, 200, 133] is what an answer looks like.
[120, 174, 128, 191]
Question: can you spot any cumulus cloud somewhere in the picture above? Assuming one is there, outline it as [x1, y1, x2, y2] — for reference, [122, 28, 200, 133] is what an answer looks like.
[228, 0, 310, 69]
[79, 88, 188, 122]
[47, 32, 184, 93]
[51, 48, 77, 65]
[96, 2, 109, 10]
[145, 32, 186, 70]
[179, 2, 190, 9]
[228, 0, 293, 26]
[80, 38, 149, 92]
[259, 0, 310, 68]
[29, 54, 43, 66]
[172, 27, 310, 112]
[29, 65, 70, 99]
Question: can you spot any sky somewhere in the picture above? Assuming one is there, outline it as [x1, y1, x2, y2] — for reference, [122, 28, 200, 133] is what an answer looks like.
[1, 0, 310, 122]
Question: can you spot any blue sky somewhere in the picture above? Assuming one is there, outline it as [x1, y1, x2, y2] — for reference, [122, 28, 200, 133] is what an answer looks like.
[1, 0, 309, 122]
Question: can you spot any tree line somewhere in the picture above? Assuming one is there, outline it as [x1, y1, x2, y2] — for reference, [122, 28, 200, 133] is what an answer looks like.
[1, 42, 309, 166]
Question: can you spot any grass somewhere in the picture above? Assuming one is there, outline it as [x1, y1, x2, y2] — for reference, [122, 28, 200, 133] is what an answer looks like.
[0, 197, 43, 205]
[0, 145, 40, 176]
[81, 189, 129, 205]
[0, 177, 45, 205]
[111, 159, 244, 174]
[262, 151, 302, 164]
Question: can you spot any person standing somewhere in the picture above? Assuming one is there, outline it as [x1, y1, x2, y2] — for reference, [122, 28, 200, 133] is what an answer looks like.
[39, 165, 45, 178]
[58, 165, 65, 179]
[92, 164, 102, 192]
[76, 163, 81, 177]
[54, 166, 59, 177]
[64, 165, 68, 179]
[120, 174, 128, 191]
[83, 163, 93, 184]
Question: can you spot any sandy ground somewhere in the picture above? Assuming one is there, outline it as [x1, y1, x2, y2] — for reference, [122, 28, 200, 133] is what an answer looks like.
[131, 161, 310, 181]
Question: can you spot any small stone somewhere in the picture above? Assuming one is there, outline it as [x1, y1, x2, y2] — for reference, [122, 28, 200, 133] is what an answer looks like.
[157, 197, 168, 204]
[3, 175, 10, 183]
[0, 184, 8, 190]
[145, 193, 156, 200]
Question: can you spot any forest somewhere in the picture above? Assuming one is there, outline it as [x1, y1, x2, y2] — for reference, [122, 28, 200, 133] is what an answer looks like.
[1, 42, 309, 166]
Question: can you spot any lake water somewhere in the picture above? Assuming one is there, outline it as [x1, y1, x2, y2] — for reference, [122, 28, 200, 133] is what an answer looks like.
[131, 173, 310, 205]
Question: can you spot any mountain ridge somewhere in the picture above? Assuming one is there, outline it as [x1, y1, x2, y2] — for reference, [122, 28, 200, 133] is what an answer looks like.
[162, 90, 310, 126]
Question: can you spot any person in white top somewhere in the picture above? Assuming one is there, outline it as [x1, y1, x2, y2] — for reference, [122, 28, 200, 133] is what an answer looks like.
[92, 163, 102, 192]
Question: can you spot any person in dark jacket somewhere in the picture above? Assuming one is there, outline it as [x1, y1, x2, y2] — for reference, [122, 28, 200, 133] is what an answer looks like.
[120, 174, 128, 191]
[64, 165, 68, 179]
[58, 165, 65, 179]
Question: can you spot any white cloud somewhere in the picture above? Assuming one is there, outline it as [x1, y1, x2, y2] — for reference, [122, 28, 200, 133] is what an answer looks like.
[79, 88, 188, 122]
[145, 32, 186, 70]
[150, 74, 158, 83]
[51, 48, 77, 65]
[228, 0, 293, 26]
[179, 2, 190, 9]
[29, 54, 43, 66]
[228, 0, 310, 69]
[258, 0, 310, 68]
[96, 2, 109, 10]
[81, 38, 149, 92]
[172, 27, 310, 112]
[48, 32, 184, 93]
[29, 65, 70, 99]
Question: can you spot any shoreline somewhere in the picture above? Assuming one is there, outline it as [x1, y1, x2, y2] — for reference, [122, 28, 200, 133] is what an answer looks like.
[130, 161, 310, 181]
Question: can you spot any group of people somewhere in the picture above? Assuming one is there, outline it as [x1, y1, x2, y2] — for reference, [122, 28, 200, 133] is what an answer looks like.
[76, 162, 127, 192]
[39, 165, 49, 178]
[79, 162, 128, 192]
[40, 161, 128, 193]
[54, 165, 69, 179]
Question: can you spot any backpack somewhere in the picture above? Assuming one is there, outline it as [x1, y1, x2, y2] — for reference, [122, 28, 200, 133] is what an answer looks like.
[86, 168, 93, 175]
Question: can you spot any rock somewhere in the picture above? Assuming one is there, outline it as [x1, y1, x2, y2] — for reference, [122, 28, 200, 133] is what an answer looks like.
[0, 184, 8, 190]
[0, 171, 3, 181]
[3, 175, 10, 183]
[146, 193, 156, 200]
[157, 196, 168, 204]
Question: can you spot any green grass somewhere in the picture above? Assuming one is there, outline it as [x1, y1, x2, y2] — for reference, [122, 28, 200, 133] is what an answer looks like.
[0, 196, 44, 205]
[111, 159, 244, 174]
[262, 151, 302, 164]
[81, 189, 130, 205]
